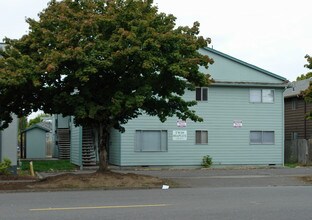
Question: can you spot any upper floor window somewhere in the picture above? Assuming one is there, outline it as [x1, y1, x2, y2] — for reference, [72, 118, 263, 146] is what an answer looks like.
[196, 87, 208, 101]
[250, 89, 274, 103]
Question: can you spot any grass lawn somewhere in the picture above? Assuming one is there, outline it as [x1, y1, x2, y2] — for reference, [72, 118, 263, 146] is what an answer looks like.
[284, 163, 298, 168]
[20, 160, 77, 172]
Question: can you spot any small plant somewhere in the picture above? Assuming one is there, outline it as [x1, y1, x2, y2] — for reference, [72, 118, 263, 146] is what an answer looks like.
[0, 158, 12, 175]
[201, 155, 212, 168]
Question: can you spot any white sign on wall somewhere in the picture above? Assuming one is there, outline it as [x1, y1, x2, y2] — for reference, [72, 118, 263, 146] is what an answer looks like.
[172, 130, 187, 141]
[177, 120, 187, 127]
[233, 120, 243, 128]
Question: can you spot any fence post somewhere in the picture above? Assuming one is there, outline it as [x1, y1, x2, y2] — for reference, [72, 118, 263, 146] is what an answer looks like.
[298, 139, 308, 165]
[285, 139, 312, 165]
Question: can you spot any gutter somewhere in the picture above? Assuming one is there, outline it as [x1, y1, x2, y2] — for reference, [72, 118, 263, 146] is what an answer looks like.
[212, 81, 290, 88]
[304, 101, 307, 139]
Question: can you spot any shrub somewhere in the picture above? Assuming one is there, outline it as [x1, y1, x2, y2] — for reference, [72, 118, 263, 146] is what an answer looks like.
[201, 155, 212, 168]
[0, 158, 12, 175]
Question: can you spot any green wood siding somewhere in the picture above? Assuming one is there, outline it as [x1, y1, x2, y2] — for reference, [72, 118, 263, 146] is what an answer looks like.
[107, 48, 286, 166]
[199, 48, 285, 84]
[0, 115, 18, 166]
[115, 86, 284, 166]
[57, 115, 70, 128]
[70, 125, 82, 166]
[109, 129, 121, 165]
[25, 128, 47, 158]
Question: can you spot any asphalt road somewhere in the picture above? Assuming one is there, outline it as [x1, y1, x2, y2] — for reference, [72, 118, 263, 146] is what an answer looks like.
[1, 186, 312, 220]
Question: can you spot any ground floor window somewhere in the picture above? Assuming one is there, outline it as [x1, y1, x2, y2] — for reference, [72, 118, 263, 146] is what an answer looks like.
[250, 131, 274, 144]
[135, 130, 168, 152]
[196, 130, 208, 144]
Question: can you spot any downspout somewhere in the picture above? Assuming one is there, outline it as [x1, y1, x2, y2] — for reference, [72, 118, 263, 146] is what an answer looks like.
[0, 131, 2, 161]
[24, 132, 27, 158]
[20, 131, 23, 159]
[282, 91, 285, 166]
[79, 126, 83, 170]
[304, 100, 307, 139]
[282, 82, 292, 166]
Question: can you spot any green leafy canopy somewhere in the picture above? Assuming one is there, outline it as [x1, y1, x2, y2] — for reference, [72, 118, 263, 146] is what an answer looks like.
[303, 54, 312, 120]
[296, 55, 312, 81]
[0, 0, 213, 131]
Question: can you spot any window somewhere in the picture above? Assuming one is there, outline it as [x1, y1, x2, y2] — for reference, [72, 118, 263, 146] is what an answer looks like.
[250, 89, 274, 103]
[250, 89, 261, 102]
[250, 131, 274, 144]
[135, 130, 167, 152]
[196, 130, 208, 144]
[291, 99, 297, 110]
[291, 132, 299, 140]
[196, 87, 208, 101]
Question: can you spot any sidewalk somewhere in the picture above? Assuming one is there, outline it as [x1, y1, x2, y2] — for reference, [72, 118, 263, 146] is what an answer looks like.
[115, 166, 312, 188]
[36, 166, 312, 188]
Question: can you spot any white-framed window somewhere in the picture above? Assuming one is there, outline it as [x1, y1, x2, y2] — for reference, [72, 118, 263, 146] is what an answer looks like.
[135, 130, 168, 152]
[196, 87, 208, 101]
[195, 130, 208, 144]
[250, 131, 274, 144]
[250, 89, 274, 103]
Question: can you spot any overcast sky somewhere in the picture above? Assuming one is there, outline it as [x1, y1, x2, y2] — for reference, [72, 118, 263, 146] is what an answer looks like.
[0, 0, 311, 83]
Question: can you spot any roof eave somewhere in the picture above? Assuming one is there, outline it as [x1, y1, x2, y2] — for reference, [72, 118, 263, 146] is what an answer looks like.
[212, 81, 290, 88]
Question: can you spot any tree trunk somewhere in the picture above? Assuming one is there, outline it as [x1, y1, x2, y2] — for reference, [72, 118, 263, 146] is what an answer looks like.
[97, 123, 110, 172]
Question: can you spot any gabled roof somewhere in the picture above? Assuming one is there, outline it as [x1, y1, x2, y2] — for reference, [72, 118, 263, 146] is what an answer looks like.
[284, 78, 312, 98]
[22, 122, 52, 133]
[202, 47, 287, 82]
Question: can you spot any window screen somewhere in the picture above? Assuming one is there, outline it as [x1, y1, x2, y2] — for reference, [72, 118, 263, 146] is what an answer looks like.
[262, 89, 274, 103]
[250, 89, 274, 103]
[250, 131, 274, 144]
[135, 130, 168, 152]
[250, 89, 262, 103]
[196, 130, 208, 144]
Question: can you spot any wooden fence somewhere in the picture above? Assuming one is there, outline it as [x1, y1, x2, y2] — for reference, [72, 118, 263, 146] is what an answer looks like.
[285, 139, 312, 165]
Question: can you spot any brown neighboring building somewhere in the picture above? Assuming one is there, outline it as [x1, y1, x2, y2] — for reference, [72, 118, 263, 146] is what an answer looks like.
[284, 78, 312, 141]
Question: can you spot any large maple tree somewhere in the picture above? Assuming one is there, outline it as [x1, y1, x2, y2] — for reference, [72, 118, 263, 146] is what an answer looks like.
[0, 0, 213, 171]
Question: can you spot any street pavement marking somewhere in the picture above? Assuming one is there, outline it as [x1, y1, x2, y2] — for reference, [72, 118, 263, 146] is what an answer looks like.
[170, 174, 306, 179]
[172, 175, 271, 179]
[30, 204, 170, 212]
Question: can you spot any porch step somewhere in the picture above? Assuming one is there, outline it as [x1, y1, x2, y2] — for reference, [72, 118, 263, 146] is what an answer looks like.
[82, 128, 96, 166]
